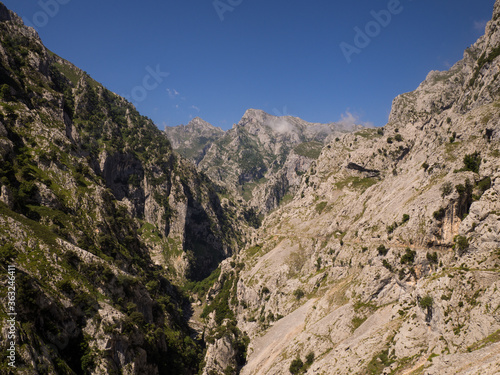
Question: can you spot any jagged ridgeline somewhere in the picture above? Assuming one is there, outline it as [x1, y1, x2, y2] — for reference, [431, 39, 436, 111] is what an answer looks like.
[0, 2, 242, 374]
[165, 110, 365, 216]
[196, 1, 500, 374]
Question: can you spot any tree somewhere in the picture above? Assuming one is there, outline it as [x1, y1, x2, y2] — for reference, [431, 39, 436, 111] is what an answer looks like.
[419, 295, 433, 309]
[289, 357, 304, 374]
[400, 248, 416, 265]
[293, 289, 305, 300]
[454, 235, 469, 254]
[0, 84, 11, 101]
[305, 352, 315, 365]
[377, 245, 388, 256]
[463, 152, 481, 173]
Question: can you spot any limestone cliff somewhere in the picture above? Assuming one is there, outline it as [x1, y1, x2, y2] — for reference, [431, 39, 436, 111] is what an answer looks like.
[0, 3, 241, 373]
[200, 2, 500, 374]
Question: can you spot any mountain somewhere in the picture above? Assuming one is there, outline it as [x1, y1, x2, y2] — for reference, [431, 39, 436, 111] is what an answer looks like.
[164, 117, 224, 163]
[166, 109, 364, 214]
[199, 2, 500, 374]
[1, 1, 500, 374]
[0, 3, 246, 373]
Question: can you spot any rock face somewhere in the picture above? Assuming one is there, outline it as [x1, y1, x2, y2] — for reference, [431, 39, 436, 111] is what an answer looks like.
[164, 117, 225, 163]
[198, 2, 500, 374]
[0, 4, 242, 374]
[167, 108, 364, 214]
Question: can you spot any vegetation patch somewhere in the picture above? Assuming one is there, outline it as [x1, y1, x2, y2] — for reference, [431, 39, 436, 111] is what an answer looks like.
[294, 141, 323, 159]
[467, 329, 500, 352]
[289, 351, 315, 374]
[352, 316, 368, 331]
[201, 272, 236, 324]
[335, 176, 378, 191]
[315, 201, 328, 214]
[454, 152, 481, 174]
[183, 267, 221, 300]
[365, 348, 394, 375]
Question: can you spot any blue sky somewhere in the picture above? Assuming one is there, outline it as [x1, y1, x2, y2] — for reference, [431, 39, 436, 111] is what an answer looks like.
[2, 0, 496, 129]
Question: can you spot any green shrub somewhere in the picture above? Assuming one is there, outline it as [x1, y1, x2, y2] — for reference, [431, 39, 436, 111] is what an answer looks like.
[401, 214, 410, 224]
[387, 137, 393, 144]
[315, 257, 322, 271]
[454, 235, 469, 253]
[419, 296, 433, 309]
[426, 252, 438, 264]
[441, 182, 453, 197]
[394, 134, 403, 142]
[462, 152, 481, 173]
[400, 248, 416, 265]
[377, 245, 388, 256]
[477, 177, 491, 193]
[433, 208, 446, 221]
[293, 289, 305, 300]
[386, 223, 397, 234]
[289, 357, 304, 374]
[0, 243, 17, 262]
[0, 84, 11, 101]
[382, 259, 393, 271]
[305, 352, 315, 365]
[56, 279, 74, 294]
[315, 201, 327, 214]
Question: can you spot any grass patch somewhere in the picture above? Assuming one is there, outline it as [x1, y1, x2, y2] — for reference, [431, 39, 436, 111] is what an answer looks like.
[335, 176, 378, 191]
[445, 141, 462, 161]
[315, 201, 328, 214]
[366, 349, 394, 375]
[0, 202, 59, 248]
[183, 267, 221, 299]
[294, 141, 323, 159]
[138, 221, 162, 244]
[354, 128, 382, 139]
[53, 62, 82, 86]
[280, 192, 294, 206]
[467, 330, 500, 352]
[351, 316, 367, 331]
[247, 243, 263, 257]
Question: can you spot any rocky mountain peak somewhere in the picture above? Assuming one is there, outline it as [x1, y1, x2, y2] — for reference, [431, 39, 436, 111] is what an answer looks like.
[389, 1, 500, 124]
[187, 116, 223, 132]
[0, 2, 11, 21]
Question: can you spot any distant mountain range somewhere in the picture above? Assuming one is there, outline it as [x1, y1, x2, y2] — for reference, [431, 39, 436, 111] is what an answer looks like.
[165, 109, 365, 213]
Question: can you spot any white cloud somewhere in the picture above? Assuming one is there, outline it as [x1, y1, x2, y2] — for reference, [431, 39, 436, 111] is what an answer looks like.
[166, 88, 180, 99]
[473, 20, 487, 32]
[191, 105, 200, 112]
[338, 110, 373, 129]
